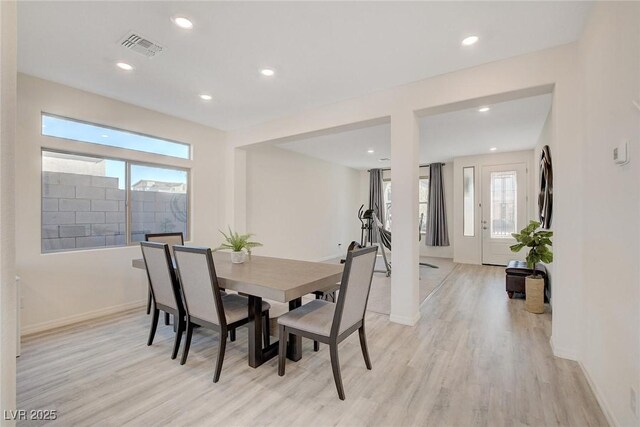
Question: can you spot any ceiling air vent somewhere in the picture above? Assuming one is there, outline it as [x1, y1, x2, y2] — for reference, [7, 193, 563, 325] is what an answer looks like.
[120, 31, 164, 58]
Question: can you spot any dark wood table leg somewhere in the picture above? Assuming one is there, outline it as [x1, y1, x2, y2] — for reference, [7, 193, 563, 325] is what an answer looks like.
[247, 295, 264, 368]
[287, 298, 303, 361]
[247, 295, 278, 368]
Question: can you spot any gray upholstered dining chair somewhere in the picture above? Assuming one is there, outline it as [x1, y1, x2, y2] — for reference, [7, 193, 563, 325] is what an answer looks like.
[277, 245, 378, 400]
[173, 246, 271, 383]
[140, 241, 186, 360]
[145, 232, 184, 323]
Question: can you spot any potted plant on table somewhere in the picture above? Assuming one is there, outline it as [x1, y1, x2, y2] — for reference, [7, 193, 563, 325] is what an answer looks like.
[213, 228, 263, 264]
[510, 220, 553, 314]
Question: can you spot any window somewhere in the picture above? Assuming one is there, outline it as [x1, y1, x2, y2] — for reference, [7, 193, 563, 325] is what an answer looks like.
[42, 114, 190, 160]
[382, 177, 429, 232]
[418, 178, 429, 234]
[490, 170, 517, 238]
[463, 167, 475, 237]
[42, 150, 189, 253]
[130, 164, 188, 243]
[383, 180, 392, 229]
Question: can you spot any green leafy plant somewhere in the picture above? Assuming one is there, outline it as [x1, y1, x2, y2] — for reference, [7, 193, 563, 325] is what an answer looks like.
[510, 220, 553, 278]
[213, 227, 263, 253]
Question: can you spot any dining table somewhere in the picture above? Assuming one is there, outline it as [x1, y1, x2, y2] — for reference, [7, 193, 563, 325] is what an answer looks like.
[132, 251, 344, 368]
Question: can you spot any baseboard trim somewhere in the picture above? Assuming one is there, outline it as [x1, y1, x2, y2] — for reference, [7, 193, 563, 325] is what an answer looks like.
[578, 360, 619, 427]
[21, 300, 146, 336]
[316, 252, 344, 262]
[389, 312, 421, 326]
[549, 336, 578, 361]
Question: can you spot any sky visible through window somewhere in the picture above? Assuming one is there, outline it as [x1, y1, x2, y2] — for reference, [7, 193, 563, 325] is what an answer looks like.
[43, 114, 189, 188]
[102, 161, 187, 190]
[42, 114, 190, 159]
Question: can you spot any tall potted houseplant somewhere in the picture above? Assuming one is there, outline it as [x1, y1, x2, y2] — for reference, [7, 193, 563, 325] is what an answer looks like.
[510, 220, 553, 314]
[214, 228, 263, 264]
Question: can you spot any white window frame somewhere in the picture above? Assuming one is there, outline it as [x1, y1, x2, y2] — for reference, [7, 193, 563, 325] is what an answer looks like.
[41, 119, 192, 253]
[42, 113, 191, 160]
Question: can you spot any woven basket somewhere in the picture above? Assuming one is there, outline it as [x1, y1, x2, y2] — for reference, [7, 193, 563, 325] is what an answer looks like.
[525, 277, 545, 314]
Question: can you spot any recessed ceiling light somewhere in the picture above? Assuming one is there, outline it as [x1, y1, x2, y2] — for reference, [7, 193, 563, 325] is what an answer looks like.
[490, 147, 497, 151]
[172, 16, 193, 29]
[367, 149, 375, 154]
[462, 35, 479, 46]
[199, 94, 213, 101]
[478, 106, 491, 113]
[116, 62, 134, 71]
[260, 68, 275, 77]
[101, 134, 109, 138]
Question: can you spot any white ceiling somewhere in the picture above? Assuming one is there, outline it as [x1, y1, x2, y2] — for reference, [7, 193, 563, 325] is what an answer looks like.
[278, 94, 553, 170]
[18, 2, 589, 131]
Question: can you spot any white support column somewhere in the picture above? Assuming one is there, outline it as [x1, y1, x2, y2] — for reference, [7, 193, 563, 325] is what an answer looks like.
[389, 109, 420, 325]
[0, 0, 18, 421]
[223, 145, 247, 233]
[233, 148, 247, 233]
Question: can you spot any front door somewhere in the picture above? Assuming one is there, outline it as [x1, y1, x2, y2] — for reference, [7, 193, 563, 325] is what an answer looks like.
[481, 163, 527, 266]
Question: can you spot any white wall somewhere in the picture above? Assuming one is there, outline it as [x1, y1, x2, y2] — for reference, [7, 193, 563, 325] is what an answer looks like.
[16, 74, 227, 334]
[0, 0, 17, 419]
[244, 145, 362, 261]
[227, 43, 585, 337]
[578, 3, 640, 426]
[533, 110, 554, 297]
[452, 150, 535, 265]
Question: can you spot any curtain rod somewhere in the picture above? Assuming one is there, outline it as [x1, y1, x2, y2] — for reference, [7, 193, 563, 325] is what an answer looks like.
[367, 162, 445, 172]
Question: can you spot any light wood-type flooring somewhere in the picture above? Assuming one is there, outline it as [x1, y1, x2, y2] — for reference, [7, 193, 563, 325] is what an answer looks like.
[17, 264, 607, 426]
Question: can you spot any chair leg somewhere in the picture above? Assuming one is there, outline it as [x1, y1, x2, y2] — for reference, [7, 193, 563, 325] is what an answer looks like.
[230, 329, 236, 342]
[213, 331, 227, 383]
[165, 312, 170, 326]
[146, 289, 152, 315]
[314, 293, 320, 351]
[330, 342, 345, 400]
[278, 324, 287, 376]
[358, 325, 372, 370]
[171, 315, 185, 360]
[263, 310, 270, 347]
[147, 308, 159, 346]
[181, 321, 194, 365]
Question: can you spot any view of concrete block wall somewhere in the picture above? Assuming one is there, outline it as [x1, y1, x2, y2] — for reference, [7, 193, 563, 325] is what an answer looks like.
[42, 171, 187, 252]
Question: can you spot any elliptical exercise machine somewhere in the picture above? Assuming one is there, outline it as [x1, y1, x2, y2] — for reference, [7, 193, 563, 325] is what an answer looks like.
[350, 204, 438, 276]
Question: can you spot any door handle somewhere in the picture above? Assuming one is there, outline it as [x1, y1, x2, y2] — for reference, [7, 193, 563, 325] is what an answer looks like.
[482, 226, 488, 230]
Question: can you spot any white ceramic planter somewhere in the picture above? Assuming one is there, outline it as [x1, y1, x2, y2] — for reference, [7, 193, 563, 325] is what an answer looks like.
[231, 251, 246, 264]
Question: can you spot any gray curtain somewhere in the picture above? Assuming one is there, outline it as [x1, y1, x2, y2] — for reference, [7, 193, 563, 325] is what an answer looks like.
[426, 163, 449, 246]
[368, 169, 385, 243]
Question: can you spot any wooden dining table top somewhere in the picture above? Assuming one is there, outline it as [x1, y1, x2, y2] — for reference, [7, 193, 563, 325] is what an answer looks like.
[132, 251, 343, 303]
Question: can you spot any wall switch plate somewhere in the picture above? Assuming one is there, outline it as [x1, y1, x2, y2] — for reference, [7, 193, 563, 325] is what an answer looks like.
[631, 387, 638, 417]
[614, 141, 629, 165]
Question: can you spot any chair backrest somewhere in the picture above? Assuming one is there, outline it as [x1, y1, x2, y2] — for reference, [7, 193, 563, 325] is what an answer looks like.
[173, 246, 225, 327]
[145, 232, 184, 247]
[140, 241, 182, 311]
[332, 245, 378, 335]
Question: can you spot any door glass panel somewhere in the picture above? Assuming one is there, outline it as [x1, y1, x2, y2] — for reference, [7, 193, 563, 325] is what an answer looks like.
[463, 167, 475, 237]
[490, 170, 517, 238]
